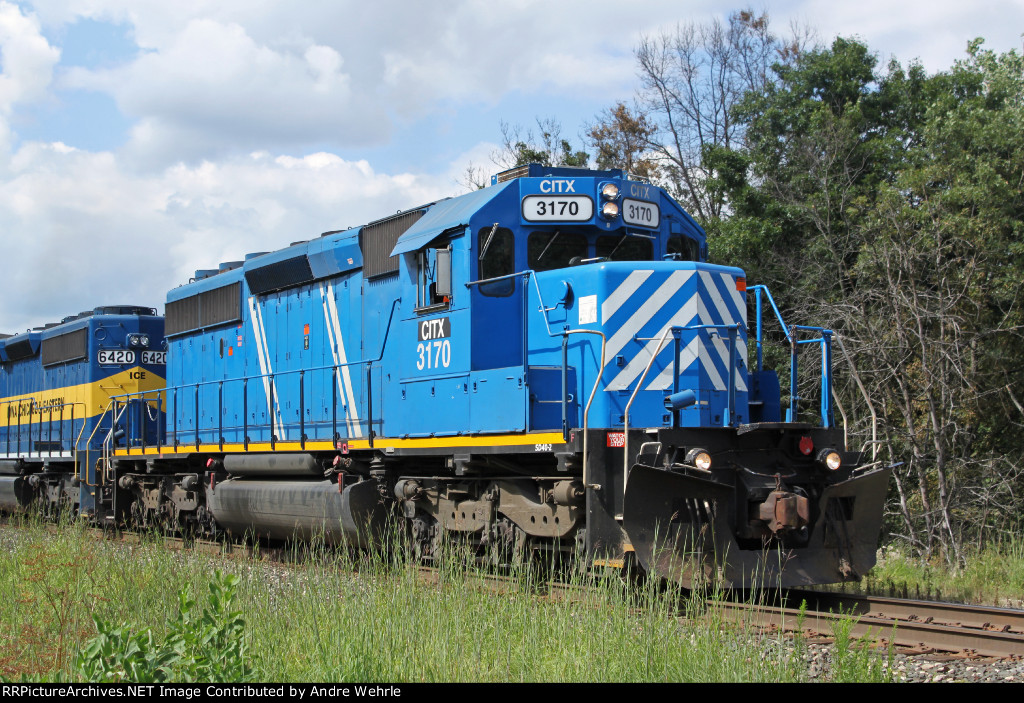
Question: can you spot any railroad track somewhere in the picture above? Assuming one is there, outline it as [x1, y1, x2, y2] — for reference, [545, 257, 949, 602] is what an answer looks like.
[713, 589, 1024, 658]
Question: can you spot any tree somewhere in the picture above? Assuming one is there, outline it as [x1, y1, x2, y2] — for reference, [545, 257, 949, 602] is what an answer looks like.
[586, 102, 659, 180]
[850, 42, 1024, 558]
[495, 117, 588, 169]
[634, 9, 812, 219]
[461, 117, 589, 191]
[717, 35, 1024, 560]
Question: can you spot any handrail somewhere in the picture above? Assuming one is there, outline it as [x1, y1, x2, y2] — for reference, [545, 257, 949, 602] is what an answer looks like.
[465, 270, 533, 287]
[623, 322, 742, 493]
[527, 272, 607, 486]
[750, 284, 834, 428]
[622, 327, 674, 496]
[112, 297, 403, 449]
[833, 332, 878, 461]
[76, 399, 116, 487]
[74, 400, 104, 482]
[0, 398, 87, 460]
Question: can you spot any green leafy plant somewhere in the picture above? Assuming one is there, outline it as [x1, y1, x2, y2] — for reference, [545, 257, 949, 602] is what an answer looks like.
[75, 570, 253, 682]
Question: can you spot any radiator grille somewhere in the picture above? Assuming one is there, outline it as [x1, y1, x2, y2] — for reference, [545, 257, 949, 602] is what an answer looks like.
[245, 256, 315, 295]
[361, 210, 425, 278]
[41, 328, 88, 367]
[166, 282, 241, 336]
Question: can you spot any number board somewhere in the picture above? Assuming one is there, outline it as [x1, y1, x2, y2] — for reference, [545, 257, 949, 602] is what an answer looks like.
[521, 195, 594, 222]
[98, 349, 136, 365]
[142, 351, 167, 365]
[416, 316, 452, 371]
[622, 198, 660, 228]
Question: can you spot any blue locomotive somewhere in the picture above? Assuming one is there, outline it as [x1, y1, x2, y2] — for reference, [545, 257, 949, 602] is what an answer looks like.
[0, 306, 165, 517]
[3, 164, 890, 587]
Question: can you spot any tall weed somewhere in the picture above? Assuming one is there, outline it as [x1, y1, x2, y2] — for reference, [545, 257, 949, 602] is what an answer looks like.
[75, 570, 253, 682]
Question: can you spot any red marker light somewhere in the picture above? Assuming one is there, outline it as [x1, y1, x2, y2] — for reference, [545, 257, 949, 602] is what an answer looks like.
[799, 436, 814, 456]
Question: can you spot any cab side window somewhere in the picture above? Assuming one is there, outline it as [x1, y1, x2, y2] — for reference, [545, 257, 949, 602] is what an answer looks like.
[416, 246, 452, 312]
[477, 226, 514, 297]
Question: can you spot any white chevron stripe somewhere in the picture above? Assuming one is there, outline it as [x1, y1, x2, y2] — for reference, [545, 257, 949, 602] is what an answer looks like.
[601, 269, 653, 324]
[604, 270, 693, 364]
[695, 321, 749, 393]
[645, 336, 701, 391]
[724, 271, 750, 375]
[320, 282, 363, 438]
[600, 268, 751, 395]
[724, 272, 747, 326]
[318, 285, 348, 436]
[606, 296, 698, 391]
[247, 296, 285, 440]
[699, 342, 727, 391]
[699, 270, 732, 326]
[697, 272, 748, 393]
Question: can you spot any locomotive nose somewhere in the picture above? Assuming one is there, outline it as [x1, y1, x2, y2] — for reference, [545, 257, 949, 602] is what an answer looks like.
[623, 461, 891, 587]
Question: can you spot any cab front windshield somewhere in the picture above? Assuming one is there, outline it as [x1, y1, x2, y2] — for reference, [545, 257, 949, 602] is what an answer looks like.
[527, 230, 655, 272]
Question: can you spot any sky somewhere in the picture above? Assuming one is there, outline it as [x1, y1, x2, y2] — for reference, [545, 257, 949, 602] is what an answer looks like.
[1, 0, 1022, 333]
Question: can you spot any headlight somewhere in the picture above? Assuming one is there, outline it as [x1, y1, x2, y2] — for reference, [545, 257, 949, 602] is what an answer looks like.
[601, 183, 620, 200]
[140, 335, 150, 347]
[817, 448, 842, 471]
[685, 448, 712, 471]
[601, 202, 620, 218]
[129, 335, 140, 346]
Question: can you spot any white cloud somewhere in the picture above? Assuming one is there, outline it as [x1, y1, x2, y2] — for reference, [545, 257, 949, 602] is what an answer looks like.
[0, 2, 59, 154]
[779, 0, 1024, 72]
[0, 141, 457, 332]
[0, 2, 59, 109]
[61, 17, 379, 165]
[33, 1, 720, 166]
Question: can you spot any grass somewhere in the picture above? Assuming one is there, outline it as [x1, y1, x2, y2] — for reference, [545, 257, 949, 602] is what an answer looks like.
[0, 517, 895, 683]
[863, 540, 1024, 607]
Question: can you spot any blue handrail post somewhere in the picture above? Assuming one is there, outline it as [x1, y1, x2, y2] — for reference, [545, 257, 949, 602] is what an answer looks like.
[331, 365, 338, 445]
[671, 328, 681, 428]
[194, 384, 200, 448]
[821, 331, 834, 428]
[299, 369, 305, 450]
[787, 331, 799, 423]
[172, 387, 178, 450]
[156, 392, 162, 453]
[561, 332, 568, 441]
[218, 381, 224, 451]
[726, 325, 738, 427]
[755, 286, 764, 373]
[242, 379, 248, 451]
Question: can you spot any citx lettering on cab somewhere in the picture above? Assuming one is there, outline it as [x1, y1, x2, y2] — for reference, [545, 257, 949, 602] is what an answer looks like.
[629, 183, 652, 199]
[538, 179, 576, 193]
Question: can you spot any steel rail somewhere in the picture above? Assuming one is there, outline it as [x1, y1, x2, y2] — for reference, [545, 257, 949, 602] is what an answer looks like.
[712, 593, 1024, 658]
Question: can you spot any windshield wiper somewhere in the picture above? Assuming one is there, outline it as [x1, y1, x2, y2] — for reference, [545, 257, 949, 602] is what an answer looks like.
[537, 229, 561, 262]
